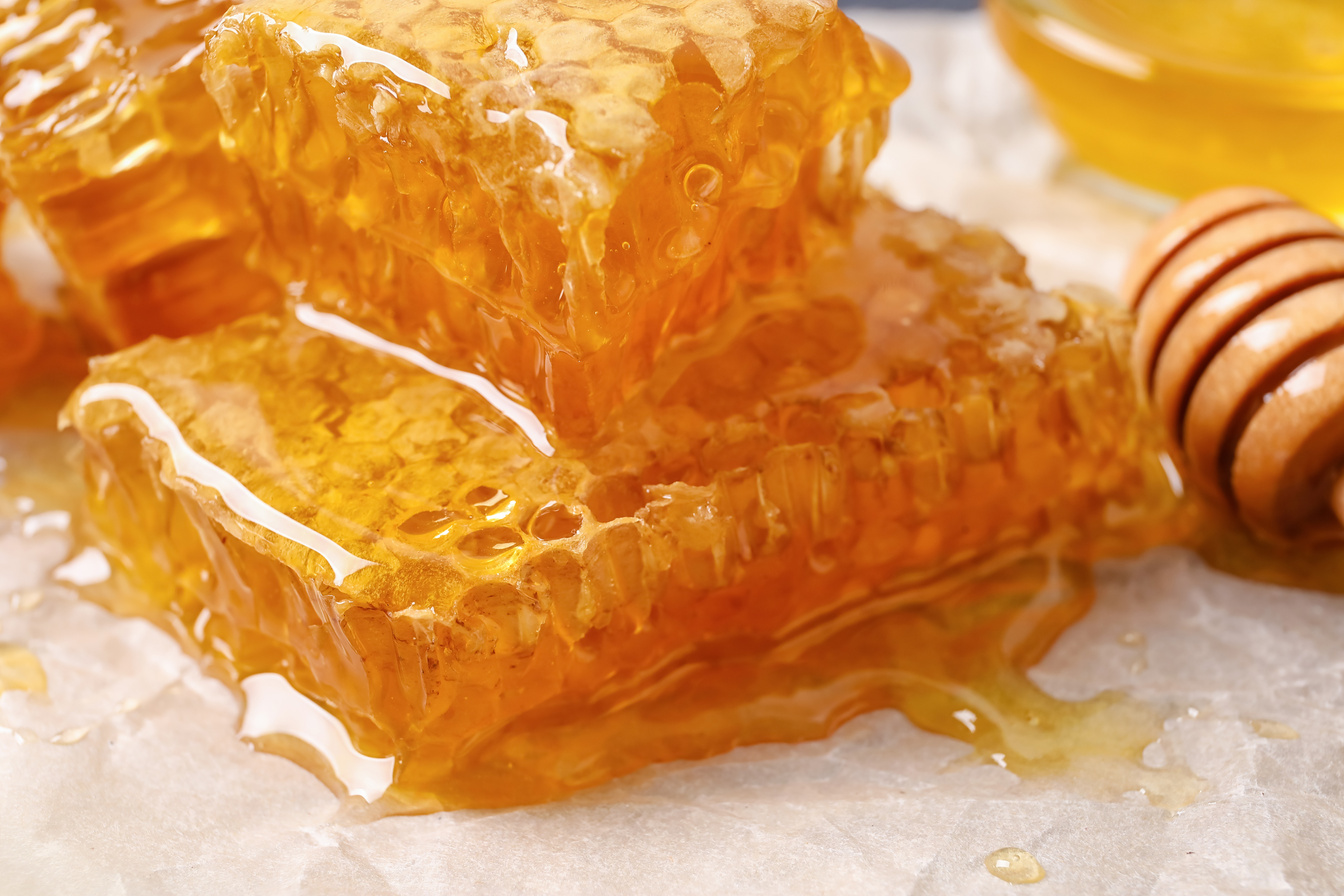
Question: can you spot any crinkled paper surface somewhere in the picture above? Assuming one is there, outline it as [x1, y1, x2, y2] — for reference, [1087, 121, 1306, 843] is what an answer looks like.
[2, 12, 1341, 895]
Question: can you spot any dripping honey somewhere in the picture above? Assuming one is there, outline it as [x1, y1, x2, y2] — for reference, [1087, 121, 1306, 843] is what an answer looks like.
[65, 191, 1189, 809]
[0, 0, 1319, 812]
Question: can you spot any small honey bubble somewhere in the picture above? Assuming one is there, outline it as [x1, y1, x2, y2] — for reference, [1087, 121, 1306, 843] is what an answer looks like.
[662, 224, 705, 260]
[985, 847, 1046, 885]
[682, 163, 723, 203]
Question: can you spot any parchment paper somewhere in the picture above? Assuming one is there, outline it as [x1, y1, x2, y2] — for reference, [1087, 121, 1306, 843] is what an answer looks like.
[3, 12, 1341, 895]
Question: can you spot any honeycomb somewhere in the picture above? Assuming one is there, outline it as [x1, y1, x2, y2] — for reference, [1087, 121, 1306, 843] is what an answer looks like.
[202, 0, 909, 437]
[0, 0, 281, 348]
[0, 262, 40, 400]
[66, 193, 1182, 808]
[0, 193, 87, 405]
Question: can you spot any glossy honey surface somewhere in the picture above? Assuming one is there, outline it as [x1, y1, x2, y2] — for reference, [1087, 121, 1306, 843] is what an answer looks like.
[988, 0, 1344, 217]
[66, 190, 1188, 808]
[0, 0, 282, 348]
[0, 0, 1262, 811]
[204, 0, 908, 439]
[0, 195, 88, 405]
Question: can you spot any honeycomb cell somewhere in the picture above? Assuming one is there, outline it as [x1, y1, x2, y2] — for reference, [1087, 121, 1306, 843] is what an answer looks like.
[66, 193, 1182, 808]
[202, 0, 908, 438]
[0, 0, 281, 347]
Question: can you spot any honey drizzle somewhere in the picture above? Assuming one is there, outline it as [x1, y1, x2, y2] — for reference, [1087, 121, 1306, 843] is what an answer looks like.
[0, 0, 1293, 815]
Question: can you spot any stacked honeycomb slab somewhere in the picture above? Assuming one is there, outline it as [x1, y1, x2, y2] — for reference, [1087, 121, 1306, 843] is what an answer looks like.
[0, 0, 281, 347]
[67, 191, 1181, 807]
[202, 0, 909, 437]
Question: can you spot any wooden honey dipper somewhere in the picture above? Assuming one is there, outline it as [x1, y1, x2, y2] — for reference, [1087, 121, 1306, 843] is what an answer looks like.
[1123, 187, 1344, 540]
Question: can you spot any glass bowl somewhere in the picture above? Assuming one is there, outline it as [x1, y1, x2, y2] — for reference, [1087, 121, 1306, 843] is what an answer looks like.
[985, 0, 1344, 217]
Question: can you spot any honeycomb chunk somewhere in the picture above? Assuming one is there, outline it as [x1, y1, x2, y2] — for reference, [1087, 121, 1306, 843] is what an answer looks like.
[0, 0, 281, 347]
[66, 194, 1180, 808]
[202, 0, 908, 437]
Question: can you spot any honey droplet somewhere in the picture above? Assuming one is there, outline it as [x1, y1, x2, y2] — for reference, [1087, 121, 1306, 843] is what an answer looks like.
[985, 847, 1046, 885]
[9, 588, 43, 612]
[0, 643, 46, 695]
[50, 726, 90, 745]
[1250, 719, 1300, 740]
[8, 727, 38, 745]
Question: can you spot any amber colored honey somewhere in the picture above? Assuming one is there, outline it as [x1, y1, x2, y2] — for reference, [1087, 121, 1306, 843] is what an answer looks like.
[0, 274, 40, 399]
[202, 0, 909, 439]
[0, 0, 1254, 811]
[0, 196, 87, 408]
[988, 0, 1344, 217]
[0, 0, 281, 349]
[64, 189, 1196, 808]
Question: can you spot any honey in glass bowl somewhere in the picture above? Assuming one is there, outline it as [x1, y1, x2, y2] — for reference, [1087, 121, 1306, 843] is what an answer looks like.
[986, 0, 1344, 218]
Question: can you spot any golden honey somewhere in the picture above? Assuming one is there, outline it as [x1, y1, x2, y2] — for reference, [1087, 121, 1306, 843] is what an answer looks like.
[0, 193, 87, 407]
[0, 272, 40, 400]
[0, 0, 281, 348]
[988, 0, 1344, 217]
[65, 191, 1188, 808]
[0, 0, 1267, 811]
[203, 0, 908, 439]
